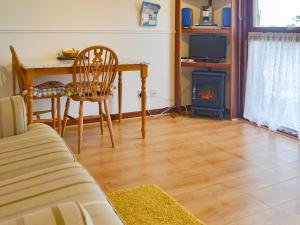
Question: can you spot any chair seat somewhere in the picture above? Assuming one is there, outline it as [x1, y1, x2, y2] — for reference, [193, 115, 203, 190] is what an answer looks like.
[65, 82, 112, 97]
[23, 81, 65, 98]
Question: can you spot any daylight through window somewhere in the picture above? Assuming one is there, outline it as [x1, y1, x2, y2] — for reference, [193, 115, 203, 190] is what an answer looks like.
[254, 0, 300, 27]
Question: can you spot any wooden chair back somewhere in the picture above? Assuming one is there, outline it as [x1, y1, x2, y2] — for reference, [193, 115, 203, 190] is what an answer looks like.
[9, 46, 26, 94]
[72, 46, 119, 101]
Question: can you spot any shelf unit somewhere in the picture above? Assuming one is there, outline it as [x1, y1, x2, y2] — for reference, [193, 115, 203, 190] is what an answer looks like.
[175, 0, 240, 119]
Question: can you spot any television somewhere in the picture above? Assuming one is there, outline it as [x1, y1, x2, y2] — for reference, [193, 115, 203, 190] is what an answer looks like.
[189, 35, 227, 61]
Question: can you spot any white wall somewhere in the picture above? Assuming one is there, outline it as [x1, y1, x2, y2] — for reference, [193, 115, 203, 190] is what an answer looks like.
[0, 0, 175, 117]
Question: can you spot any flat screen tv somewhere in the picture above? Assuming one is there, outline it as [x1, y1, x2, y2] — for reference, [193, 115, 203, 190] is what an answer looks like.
[189, 35, 227, 61]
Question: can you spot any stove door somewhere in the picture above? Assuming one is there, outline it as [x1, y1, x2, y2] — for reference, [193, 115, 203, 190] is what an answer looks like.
[192, 74, 225, 109]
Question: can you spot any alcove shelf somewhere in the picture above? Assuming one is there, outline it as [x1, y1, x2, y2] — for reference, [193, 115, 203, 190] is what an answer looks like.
[182, 28, 231, 34]
[181, 61, 231, 69]
[175, 0, 240, 119]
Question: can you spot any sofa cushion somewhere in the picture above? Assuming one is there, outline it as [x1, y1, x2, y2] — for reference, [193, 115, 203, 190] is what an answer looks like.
[0, 163, 108, 222]
[0, 123, 75, 180]
[0, 96, 27, 138]
[0, 201, 94, 225]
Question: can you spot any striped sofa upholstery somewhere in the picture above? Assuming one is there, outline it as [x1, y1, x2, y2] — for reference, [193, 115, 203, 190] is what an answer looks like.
[0, 96, 123, 225]
[1, 201, 94, 225]
[0, 163, 108, 222]
[0, 123, 75, 180]
[0, 96, 27, 138]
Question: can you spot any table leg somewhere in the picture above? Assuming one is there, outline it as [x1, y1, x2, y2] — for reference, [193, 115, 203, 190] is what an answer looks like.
[118, 71, 123, 123]
[141, 64, 148, 139]
[26, 70, 34, 124]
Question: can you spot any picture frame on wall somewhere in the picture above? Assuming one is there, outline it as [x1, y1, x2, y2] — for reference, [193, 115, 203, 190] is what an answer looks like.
[141, 1, 161, 27]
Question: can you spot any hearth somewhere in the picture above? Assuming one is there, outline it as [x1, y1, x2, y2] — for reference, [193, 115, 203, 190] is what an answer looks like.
[191, 70, 226, 119]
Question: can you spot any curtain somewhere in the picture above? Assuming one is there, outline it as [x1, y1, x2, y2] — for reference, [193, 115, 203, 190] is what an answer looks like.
[244, 32, 300, 138]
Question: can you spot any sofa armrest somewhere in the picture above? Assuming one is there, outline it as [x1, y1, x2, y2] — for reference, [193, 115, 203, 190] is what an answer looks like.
[0, 95, 27, 138]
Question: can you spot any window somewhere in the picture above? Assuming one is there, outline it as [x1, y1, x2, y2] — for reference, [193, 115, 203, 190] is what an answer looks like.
[253, 0, 300, 28]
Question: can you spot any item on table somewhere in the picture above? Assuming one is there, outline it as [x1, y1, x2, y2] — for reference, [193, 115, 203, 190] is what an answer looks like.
[61, 48, 79, 58]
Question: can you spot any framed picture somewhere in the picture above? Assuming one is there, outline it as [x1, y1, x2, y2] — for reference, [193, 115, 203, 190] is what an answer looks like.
[141, 1, 161, 27]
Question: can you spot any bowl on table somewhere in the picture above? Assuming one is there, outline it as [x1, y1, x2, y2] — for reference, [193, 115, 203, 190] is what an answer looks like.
[61, 48, 79, 58]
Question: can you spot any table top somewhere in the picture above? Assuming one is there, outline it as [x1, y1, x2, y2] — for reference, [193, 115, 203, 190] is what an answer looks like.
[22, 57, 148, 69]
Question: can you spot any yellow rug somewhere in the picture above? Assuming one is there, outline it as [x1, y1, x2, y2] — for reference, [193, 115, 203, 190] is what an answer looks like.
[107, 184, 205, 225]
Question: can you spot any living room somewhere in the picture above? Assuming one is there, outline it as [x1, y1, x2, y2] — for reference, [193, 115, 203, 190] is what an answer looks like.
[0, 0, 300, 225]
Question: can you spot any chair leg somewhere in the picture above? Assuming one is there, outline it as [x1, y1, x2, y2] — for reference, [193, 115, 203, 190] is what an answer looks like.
[61, 97, 70, 137]
[103, 99, 115, 148]
[78, 101, 84, 154]
[98, 101, 104, 135]
[51, 96, 56, 128]
[56, 96, 61, 134]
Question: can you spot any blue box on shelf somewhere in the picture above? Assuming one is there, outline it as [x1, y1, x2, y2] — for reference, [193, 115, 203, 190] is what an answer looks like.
[182, 8, 193, 27]
[222, 7, 231, 28]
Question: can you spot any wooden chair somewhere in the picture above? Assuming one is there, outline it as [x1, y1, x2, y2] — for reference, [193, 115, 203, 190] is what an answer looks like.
[61, 46, 119, 153]
[10, 45, 65, 133]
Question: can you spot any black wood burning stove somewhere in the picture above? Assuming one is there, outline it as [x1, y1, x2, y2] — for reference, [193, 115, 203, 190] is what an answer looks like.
[191, 70, 226, 119]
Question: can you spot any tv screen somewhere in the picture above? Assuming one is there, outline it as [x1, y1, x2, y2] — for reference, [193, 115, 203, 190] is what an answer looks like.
[189, 35, 227, 60]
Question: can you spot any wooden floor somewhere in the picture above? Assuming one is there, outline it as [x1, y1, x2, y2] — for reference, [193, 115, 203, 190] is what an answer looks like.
[63, 115, 300, 225]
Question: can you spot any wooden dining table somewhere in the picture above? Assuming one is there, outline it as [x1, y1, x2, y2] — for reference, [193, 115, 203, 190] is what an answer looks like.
[20, 58, 149, 139]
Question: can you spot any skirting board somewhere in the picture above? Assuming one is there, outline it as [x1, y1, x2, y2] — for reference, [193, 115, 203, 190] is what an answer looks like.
[40, 107, 176, 126]
[68, 108, 170, 125]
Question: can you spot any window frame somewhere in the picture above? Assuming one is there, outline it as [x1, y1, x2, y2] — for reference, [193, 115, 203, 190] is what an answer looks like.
[249, 0, 300, 33]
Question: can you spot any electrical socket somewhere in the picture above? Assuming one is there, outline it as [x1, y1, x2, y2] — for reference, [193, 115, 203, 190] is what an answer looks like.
[138, 90, 158, 98]
[150, 89, 159, 98]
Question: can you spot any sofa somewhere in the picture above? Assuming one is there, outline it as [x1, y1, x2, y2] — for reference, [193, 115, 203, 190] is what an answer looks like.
[0, 96, 124, 225]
